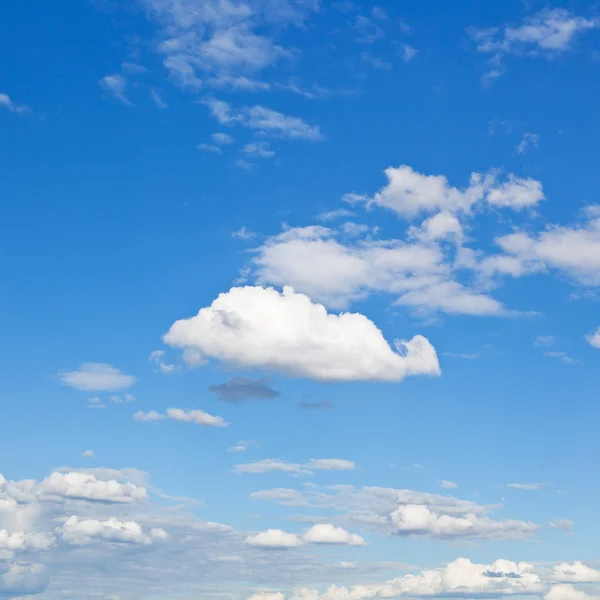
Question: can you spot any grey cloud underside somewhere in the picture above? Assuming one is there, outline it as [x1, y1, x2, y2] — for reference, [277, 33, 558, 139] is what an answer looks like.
[209, 376, 281, 403]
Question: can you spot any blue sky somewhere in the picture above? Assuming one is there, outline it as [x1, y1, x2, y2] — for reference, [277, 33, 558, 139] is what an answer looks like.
[2, 0, 600, 598]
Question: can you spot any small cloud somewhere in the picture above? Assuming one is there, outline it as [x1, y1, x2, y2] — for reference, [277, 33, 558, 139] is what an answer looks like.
[82, 450, 96, 458]
[317, 208, 355, 221]
[228, 440, 259, 453]
[507, 482, 548, 491]
[243, 141, 275, 158]
[516, 133, 540, 154]
[234, 158, 253, 171]
[197, 143, 223, 154]
[58, 363, 137, 392]
[549, 519, 574, 533]
[232, 227, 255, 240]
[110, 393, 136, 404]
[585, 327, 600, 348]
[99, 74, 132, 106]
[134, 408, 228, 427]
[299, 401, 333, 410]
[401, 44, 418, 62]
[439, 480, 457, 489]
[0, 92, 30, 114]
[208, 376, 280, 404]
[149, 350, 179, 374]
[212, 132, 234, 145]
[150, 89, 168, 109]
[122, 62, 148, 74]
[361, 52, 392, 70]
[545, 351, 579, 365]
[535, 335, 556, 347]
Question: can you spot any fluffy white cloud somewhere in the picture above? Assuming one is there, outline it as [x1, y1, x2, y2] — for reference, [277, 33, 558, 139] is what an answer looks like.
[0, 562, 48, 597]
[234, 458, 354, 475]
[58, 363, 137, 392]
[133, 408, 228, 427]
[481, 210, 600, 287]
[389, 504, 536, 540]
[586, 327, 600, 348]
[0, 529, 54, 557]
[303, 524, 363, 546]
[58, 516, 167, 546]
[164, 285, 440, 382]
[545, 585, 595, 600]
[246, 524, 363, 549]
[246, 528, 303, 549]
[344, 166, 544, 217]
[40, 472, 147, 504]
[551, 562, 600, 583]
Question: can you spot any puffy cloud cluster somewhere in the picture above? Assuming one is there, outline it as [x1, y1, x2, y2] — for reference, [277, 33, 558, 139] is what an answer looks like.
[251, 484, 538, 542]
[164, 285, 440, 382]
[246, 524, 364, 549]
[58, 516, 168, 546]
[344, 166, 544, 217]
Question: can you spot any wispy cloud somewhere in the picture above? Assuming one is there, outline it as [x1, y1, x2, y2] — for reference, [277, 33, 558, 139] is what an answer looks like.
[0, 92, 30, 114]
[99, 74, 132, 106]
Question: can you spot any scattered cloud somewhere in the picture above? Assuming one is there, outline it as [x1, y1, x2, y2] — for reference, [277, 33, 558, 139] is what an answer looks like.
[232, 226, 256, 239]
[203, 98, 324, 141]
[507, 483, 549, 491]
[470, 8, 598, 82]
[208, 376, 280, 403]
[228, 440, 258, 453]
[535, 336, 556, 347]
[163, 285, 440, 382]
[197, 142, 223, 154]
[246, 524, 363, 549]
[150, 88, 168, 108]
[212, 132, 235, 145]
[149, 350, 179, 374]
[58, 363, 137, 392]
[517, 133, 540, 154]
[549, 520, 575, 534]
[401, 44, 418, 62]
[234, 458, 355, 476]
[361, 52, 392, 70]
[99, 74, 132, 106]
[82, 450, 96, 459]
[134, 408, 228, 427]
[439, 480, 457, 489]
[0, 92, 30, 114]
[551, 562, 600, 583]
[441, 352, 479, 360]
[586, 327, 600, 348]
[545, 351, 579, 365]
[243, 141, 275, 158]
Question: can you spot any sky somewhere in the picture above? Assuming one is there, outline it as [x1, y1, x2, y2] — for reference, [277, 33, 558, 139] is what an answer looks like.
[1, 0, 600, 598]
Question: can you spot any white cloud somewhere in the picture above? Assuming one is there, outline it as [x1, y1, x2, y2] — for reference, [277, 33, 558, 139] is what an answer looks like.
[246, 524, 363, 549]
[545, 585, 595, 600]
[57, 515, 167, 546]
[549, 519, 574, 533]
[243, 141, 275, 158]
[164, 285, 440, 382]
[517, 133, 540, 154]
[58, 363, 137, 392]
[212, 132, 235, 145]
[246, 529, 303, 549]
[150, 88, 169, 108]
[471, 8, 598, 81]
[286, 557, 545, 600]
[149, 349, 179, 373]
[401, 44, 418, 62]
[0, 92, 30, 114]
[40, 472, 148, 504]
[234, 458, 354, 476]
[250, 488, 307, 506]
[197, 142, 224, 154]
[586, 327, 600, 348]
[99, 75, 132, 106]
[507, 483, 548, 491]
[439, 480, 457, 489]
[545, 351, 579, 365]
[203, 98, 324, 141]
[82, 450, 96, 458]
[228, 440, 258, 453]
[0, 562, 48, 597]
[551, 562, 600, 583]
[345, 165, 544, 217]
[302, 524, 363, 546]
[0, 530, 54, 557]
[134, 408, 228, 427]
[389, 503, 536, 540]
